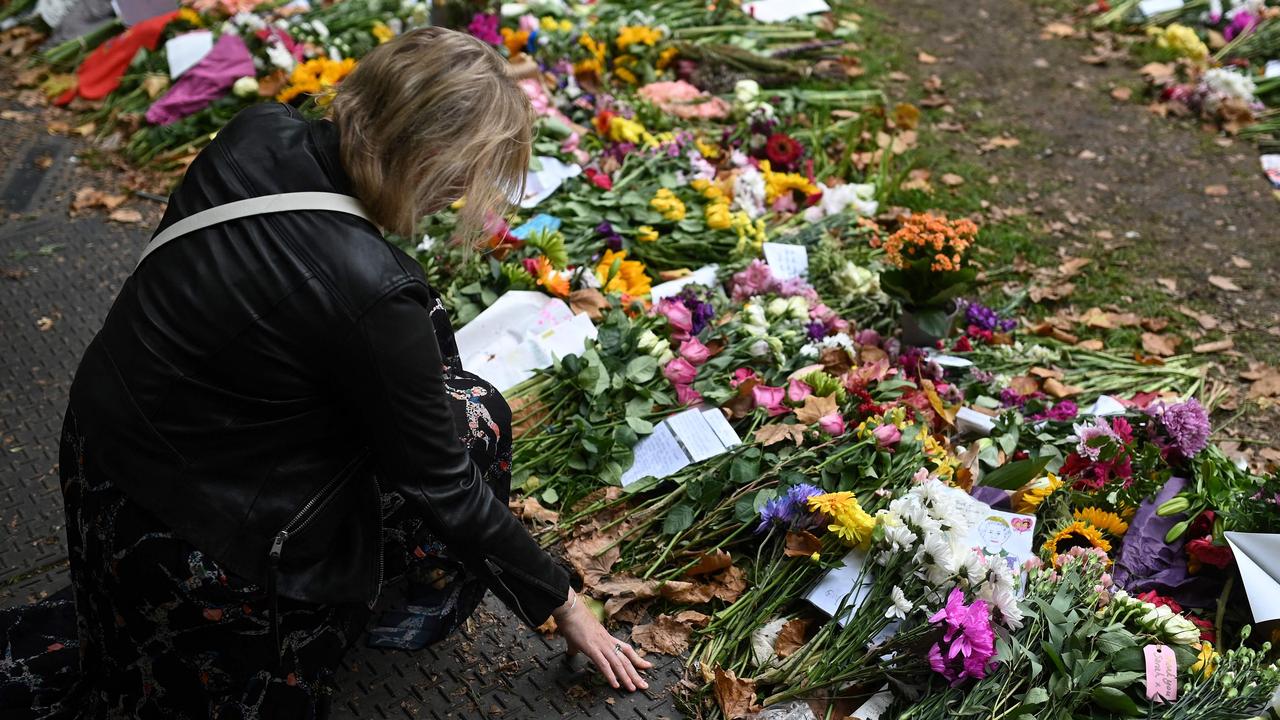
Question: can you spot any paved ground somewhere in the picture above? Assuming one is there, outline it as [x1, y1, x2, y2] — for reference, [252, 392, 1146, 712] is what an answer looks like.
[0, 110, 683, 719]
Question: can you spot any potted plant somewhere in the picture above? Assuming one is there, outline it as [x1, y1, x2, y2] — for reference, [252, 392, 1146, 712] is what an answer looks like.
[875, 212, 978, 346]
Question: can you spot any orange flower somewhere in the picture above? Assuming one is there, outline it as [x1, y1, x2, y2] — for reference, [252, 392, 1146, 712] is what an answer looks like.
[880, 212, 978, 272]
[534, 256, 569, 298]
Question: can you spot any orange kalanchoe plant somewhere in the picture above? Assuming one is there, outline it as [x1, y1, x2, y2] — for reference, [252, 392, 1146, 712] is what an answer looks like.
[876, 212, 979, 337]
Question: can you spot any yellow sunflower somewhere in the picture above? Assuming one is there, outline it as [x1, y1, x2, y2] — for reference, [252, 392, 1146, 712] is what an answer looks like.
[1012, 473, 1062, 514]
[1073, 507, 1128, 537]
[1043, 521, 1111, 566]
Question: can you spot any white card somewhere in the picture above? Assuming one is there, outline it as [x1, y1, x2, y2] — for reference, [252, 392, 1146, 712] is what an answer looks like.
[762, 242, 809, 280]
[1137, 0, 1183, 17]
[529, 311, 597, 361]
[520, 156, 582, 208]
[1224, 532, 1280, 623]
[1266, 60, 1280, 79]
[964, 509, 1037, 578]
[850, 687, 894, 720]
[455, 291, 572, 368]
[956, 407, 996, 437]
[701, 408, 741, 450]
[166, 31, 214, 79]
[930, 353, 974, 369]
[1085, 394, 1127, 417]
[1263, 154, 1280, 189]
[666, 407, 727, 462]
[805, 549, 874, 622]
[743, 0, 830, 23]
[620, 423, 692, 487]
[649, 264, 719, 302]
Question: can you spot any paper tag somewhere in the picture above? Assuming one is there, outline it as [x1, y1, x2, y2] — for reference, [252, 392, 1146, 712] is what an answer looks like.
[1137, 0, 1184, 17]
[1266, 60, 1280, 80]
[805, 550, 874, 622]
[1263, 155, 1280, 190]
[700, 408, 741, 450]
[165, 31, 214, 79]
[1085, 394, 1127, 417]
[850, 687, 893, 720]
[1144, 645, 1178, 702]
[762, 242, 809, 280]
[650, 264, 719, 302]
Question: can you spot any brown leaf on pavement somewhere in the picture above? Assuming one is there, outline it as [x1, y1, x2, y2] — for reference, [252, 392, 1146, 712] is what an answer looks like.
[631, 615, 692, 656]
[564, 534, 622, 586]
[713, 668, 758, 720]
[109, 208, 144, 224]
[1193, 338, 1234, 354]
[1208, 275, 1242, 292]
[783, 530, 822, 558]
[35, 316, 55, 331]
[1140, 332, 1179, 357]
[979, 136, 1021, 152]
[754, 423, 805, 447]
[1110, 86, 1132, 101]
[674, 610, 711, 629]
[711, 565, 748, 604]
[1177, 305, 1219, 330]
[917, 51, 938, 64]
[1247, 367, 1280, 399]
[1204, 184, 1229, 197]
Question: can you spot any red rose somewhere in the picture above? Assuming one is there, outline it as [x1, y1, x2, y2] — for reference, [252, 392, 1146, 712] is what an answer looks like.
[1188, 510, 1216, 539]
[1186, 536, 1234, 569]
[584, 168, 613, 190]
[1136, 590, 1183, 614]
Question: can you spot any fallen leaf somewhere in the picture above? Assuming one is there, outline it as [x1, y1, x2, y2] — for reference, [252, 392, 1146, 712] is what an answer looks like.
[713, 668, 758, 720]
[711, 565, 748, 603]
[661, 581, 716, 605]
[631, 615, 692, 656]
[1156, 277, 1178, 293]
[141, 74, 170, 99]
[1141, 332, 1179, 357]
[674, 610, 710, 629]
[979, 136, 1021, 152]
[1079, 306, 1114, 329]
[754, 423, 805, 447]
[1008, 376, 1041, 397]
[1042, 21, 1076, 37]
[1229, 255, 1252, 269]
[511, 497, 559, 524]
[774, 618, 812, 658]
[1078, 338, 1105, 351]
[1138, 62, 1175, 82]
[685, 550, 733, 577]
[1057, 257, 1092, 277]
[1042, 378, 1083, 398]
[917, 51, 938, 64]
[794, 395, 839, 425]
[109, 208, 144, 224]
[1208, 275, 1242, 292]
[1110, 86, 1132, 101]
[1028, 366, 1064, 380]
[940, 173, 965, 187]
[1248, 368, 1280, 399]
[35, 316, 54, 331]
[564, 534, 622, 585]
[893, 103, 920, 130]
[1204, 184, 1229, 197]
[1193, 338, 1234, 353]
[784, 530, 821, 558]
[569, 288, 609, 321]
[1177, 305, 1219, 330]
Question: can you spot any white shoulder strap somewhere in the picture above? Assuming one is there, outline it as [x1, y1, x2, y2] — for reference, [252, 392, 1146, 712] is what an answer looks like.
[136, 192, 373, 270]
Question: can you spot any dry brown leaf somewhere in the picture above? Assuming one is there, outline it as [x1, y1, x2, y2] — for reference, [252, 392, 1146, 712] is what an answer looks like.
[1058, 257, 1092, 277]
[1138, 62, 1175, 82]
[1140, 317, 1169, 332]
[1029, 283, 1076, 303]
[511, 497, 559, 524]
[1008, 376, 1041, 397]
[1208, 275, 1242, 292]
[569, 288, 609, 321]
[1247, 368, 1280, 399]
[629, 614, 691, 653]
[1078, 338, 1105, 351]
[1043, 378, 1083, 398]
[783, 530, 822, 558]
[713, 669, 758, 720]
[775, 618, 812, 658]
[711, 565, 748, 604]
[1193, 338, 1234, 353]
[631, 615, 692, 656]
[1156, 277, 1178, 293]
[917, 51, 938, 64]
[662, 580, 716, 605]
[1043, 21, 1076, 37]
[794, 395, 838, 425]
[1141, 332, 1179, 357]
[564, 534, 622, 585]
[109, 208, 144, 224]
[674, 610, 711, 629]
[893, 103, 920, 130]
[685, 550, 733, 577]
[1028, 366, 1064, 380]
[940, 173, 965, 187]
[754, 423, 805, 447]
[979, 136, 1021, 152]
[1230, 255, 1253, 269]
[1204, 184, 1229, 197]
[1079, 306, 1114, 329]
[1110, 86, 1132, 101]
[1177, 305, 1219, 330]
[141, 74, 170, 99]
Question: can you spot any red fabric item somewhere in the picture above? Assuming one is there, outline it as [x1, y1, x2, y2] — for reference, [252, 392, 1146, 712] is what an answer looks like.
[56, 11, 179, 106]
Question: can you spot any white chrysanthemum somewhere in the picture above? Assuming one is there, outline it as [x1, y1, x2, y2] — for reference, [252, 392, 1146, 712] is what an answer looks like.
[802, 182, 879, 223]
[732, 167, 767, 219]
[886, 586, 913, 620]
[883, 524, 918, 553]
[980, 582, 1024, 630]
[265, 40, 296, 72]
[953, 553, 986, 586]
[1202, 67, 1257, 106]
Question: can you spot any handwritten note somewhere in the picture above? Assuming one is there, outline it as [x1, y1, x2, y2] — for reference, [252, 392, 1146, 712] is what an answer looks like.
[743, 0, 830, 23]
[1144, 645, 1178, 702]
[530, 312, 597, 361]
[620, 407, 742, 487]
[762, 242, 809, 280]
[1266, 60, 1280, 79]
[805, 550, 874, 622]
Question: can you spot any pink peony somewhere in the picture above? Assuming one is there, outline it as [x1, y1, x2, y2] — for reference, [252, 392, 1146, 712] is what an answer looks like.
[871, 423, 901, 448]
[818, 412, 846, 436]
[787, 378, 813, 404]
[663, 358, 698, 385]
[679, 337, 711, 365]
[752, 385, 787, 416]
[675, 383, 704, 406]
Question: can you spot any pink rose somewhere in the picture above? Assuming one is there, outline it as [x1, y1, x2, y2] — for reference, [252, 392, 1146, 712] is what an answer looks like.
[871, 423, 901, 448]
[679, 337, 711, 365]
[655, 299, 693, 341]
[676, 383, 703, 406]
[731, 368, 758, 388]
[787, 378, 812, 404]
[752, 385, 787, 416]
[818, 412, 846, 436]
[663, 358, 698, 385]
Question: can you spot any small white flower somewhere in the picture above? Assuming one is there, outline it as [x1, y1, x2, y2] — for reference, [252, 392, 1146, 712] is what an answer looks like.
[231, 76, 259, 98]
[265, 40, 296, 72]
[885, 586, 913, 620]
[765, 297, 789, 319]
[312, 19, 330, 39]
[732, 167, 766, 219]
[785, 296, 809, 323]
[883, 524, 918, 553]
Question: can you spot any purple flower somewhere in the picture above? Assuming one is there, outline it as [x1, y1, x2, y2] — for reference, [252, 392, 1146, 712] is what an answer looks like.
[1028, 400, 1079, 423]
[805, 321, 827, 341]
[1225, 11, 1259, 42]
[964, 300, 1017, 333]
[776, 277, 819, 301]
[1074, 417, 1121, 461]
[756, 483, 823, 533]
[1148, 398, 1210, 459]
[676, 285, 717, 335]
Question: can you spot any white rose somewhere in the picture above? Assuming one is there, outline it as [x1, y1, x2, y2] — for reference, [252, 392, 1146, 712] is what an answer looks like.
[765, 297, 789, 319]
[786, 296, 809, 322]
[231, 76, 259, 98]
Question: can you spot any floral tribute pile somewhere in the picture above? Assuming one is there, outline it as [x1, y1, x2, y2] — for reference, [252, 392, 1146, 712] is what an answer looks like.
[1080, 0, 1280, 185]
[8, 0, 1280, 717]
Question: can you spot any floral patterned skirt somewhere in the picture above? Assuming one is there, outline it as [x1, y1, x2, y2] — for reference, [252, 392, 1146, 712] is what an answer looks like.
[0, 369, 513, 720]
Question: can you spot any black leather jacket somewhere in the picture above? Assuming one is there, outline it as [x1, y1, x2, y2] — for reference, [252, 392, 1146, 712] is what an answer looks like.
[65, 103, 570, 627]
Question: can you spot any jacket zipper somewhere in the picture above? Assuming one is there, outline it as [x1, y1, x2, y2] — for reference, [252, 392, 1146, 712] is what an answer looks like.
[369, 475, 384, 610]
[484, 558, 536, 626]
[265, 452, 369, 671]
[486, 554, 567, 598]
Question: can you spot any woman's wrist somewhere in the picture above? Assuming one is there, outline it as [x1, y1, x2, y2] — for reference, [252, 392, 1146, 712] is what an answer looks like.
[552, 587, 577, 620]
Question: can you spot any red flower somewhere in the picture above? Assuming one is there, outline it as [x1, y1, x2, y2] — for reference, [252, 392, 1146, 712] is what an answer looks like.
[593, 110, 615, 136]
[765, 133, 803, 167]
[953, 336, 973, 352]
[584, 167, 613, 190]
[1186, 536, 1234, 570]
[1189, 510, 1216, 539]
[1136, 590, 1183, 614]
[1188, 614, 1216, 643]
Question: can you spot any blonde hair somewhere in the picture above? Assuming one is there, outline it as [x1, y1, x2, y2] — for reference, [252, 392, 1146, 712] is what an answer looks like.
[330, 27, 532, 241]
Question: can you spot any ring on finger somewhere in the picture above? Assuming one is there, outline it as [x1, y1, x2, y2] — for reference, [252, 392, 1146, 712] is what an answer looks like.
[613, 643, 623, 655]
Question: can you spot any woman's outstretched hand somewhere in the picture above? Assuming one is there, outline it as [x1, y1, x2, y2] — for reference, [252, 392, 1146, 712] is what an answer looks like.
[552, 589, 653, 692]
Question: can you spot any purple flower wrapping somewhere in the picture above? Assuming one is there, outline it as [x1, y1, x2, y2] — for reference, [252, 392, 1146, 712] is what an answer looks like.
[1111, 476, 1218, 608]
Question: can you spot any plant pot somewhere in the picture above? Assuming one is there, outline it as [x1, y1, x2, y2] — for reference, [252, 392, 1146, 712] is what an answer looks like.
[900, 303, 961, 347]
